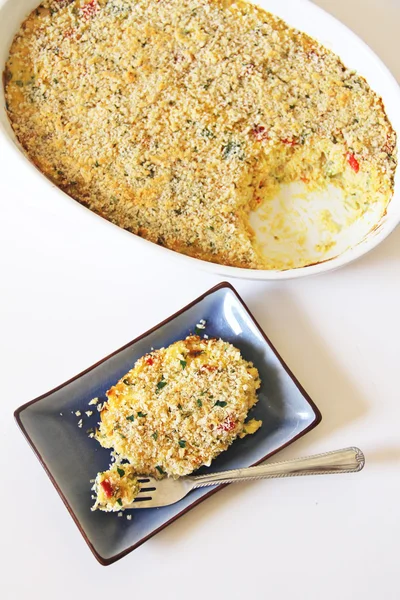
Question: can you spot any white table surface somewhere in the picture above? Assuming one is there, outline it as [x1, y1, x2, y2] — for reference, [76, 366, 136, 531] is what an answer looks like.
[1, 1, 400, 598]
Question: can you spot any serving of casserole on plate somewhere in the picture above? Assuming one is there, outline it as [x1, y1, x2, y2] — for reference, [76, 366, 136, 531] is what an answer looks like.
[14, 282, 321, 564]
[91, 334, 263, 511]
[2, 0, 399, 277]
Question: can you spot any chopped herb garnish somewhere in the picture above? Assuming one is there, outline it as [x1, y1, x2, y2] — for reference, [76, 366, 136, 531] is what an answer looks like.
[53, 78, 58, 84]
[152, 432, 158, 440]
[156, 465, 166, 475]
[15, 80, 24, 87]
[197, 399, 203, 407]
[137, 411, 147, 418]
[126, 414, 134, 422]
[214, 401, 227, 408]
[177, 403, 183, 410]
[117, 467, 125, 477]
[178, 440, 186, 448]
[201, 128, 215, 138]
[94, 160, 100, 167]
[117, 498, 123, 506]
[157, 380, 167, 390]
[222, 140, 243, 160]
[180, 359, 187, 369]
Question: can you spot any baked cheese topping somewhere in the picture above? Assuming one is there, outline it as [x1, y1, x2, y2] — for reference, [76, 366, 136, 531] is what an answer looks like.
[4, 0, 397, 268]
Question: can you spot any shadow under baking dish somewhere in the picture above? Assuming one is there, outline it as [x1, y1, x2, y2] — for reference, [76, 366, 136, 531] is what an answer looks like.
[14, 282, 321, 565]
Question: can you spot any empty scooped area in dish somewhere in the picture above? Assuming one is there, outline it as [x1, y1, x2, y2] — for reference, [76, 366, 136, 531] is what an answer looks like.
[250, 181, 387, 269]
[247, 139, 390, 269]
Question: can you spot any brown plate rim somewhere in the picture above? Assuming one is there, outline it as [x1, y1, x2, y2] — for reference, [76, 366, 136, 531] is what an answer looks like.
[14, 281, 322, 566]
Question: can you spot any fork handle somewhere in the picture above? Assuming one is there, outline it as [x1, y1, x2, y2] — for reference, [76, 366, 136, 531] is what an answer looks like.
[191, 447, 365, 488]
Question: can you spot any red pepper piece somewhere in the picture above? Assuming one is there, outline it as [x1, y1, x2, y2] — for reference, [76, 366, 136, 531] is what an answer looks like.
[100, 479, 114, 499]
[252, 125, 269, 142]
[80, 0, 98, 20]
[218, 416, 236, 432]
[281, 138, 298, 147]
[146, 357, 154, 366]
[346, 152, 360, 173]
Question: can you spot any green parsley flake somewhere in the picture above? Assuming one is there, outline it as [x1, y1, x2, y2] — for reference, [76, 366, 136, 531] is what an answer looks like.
[180, 359, 187, 369]
[126, 415, 135, 422]
[178, 440, 186, 448]
[117, 498, 123, 506]
[157, 380, 167, 390]
[137, 411, 147, 418]
[222, 140, 243, 160]
[214, 401, 227, 408]
[152, 432, 158, 440]
[197, 399, 203, 407]
[117, 467, 125, 477]
[156, 465, 166, 475]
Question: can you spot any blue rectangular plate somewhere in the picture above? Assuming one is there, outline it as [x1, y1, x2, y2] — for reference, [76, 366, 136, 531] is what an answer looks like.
[15, 282, 321, 565]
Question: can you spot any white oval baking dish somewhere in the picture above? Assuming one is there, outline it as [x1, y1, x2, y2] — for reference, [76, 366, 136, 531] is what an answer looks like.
[1, 0, 399, 280]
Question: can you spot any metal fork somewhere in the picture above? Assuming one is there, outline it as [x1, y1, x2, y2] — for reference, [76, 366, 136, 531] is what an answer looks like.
[128, 447, 365, 509]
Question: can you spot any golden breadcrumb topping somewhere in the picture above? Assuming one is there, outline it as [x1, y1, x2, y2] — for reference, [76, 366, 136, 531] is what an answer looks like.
[4, 0, 396, 268]
[95, 336, 261, 478]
